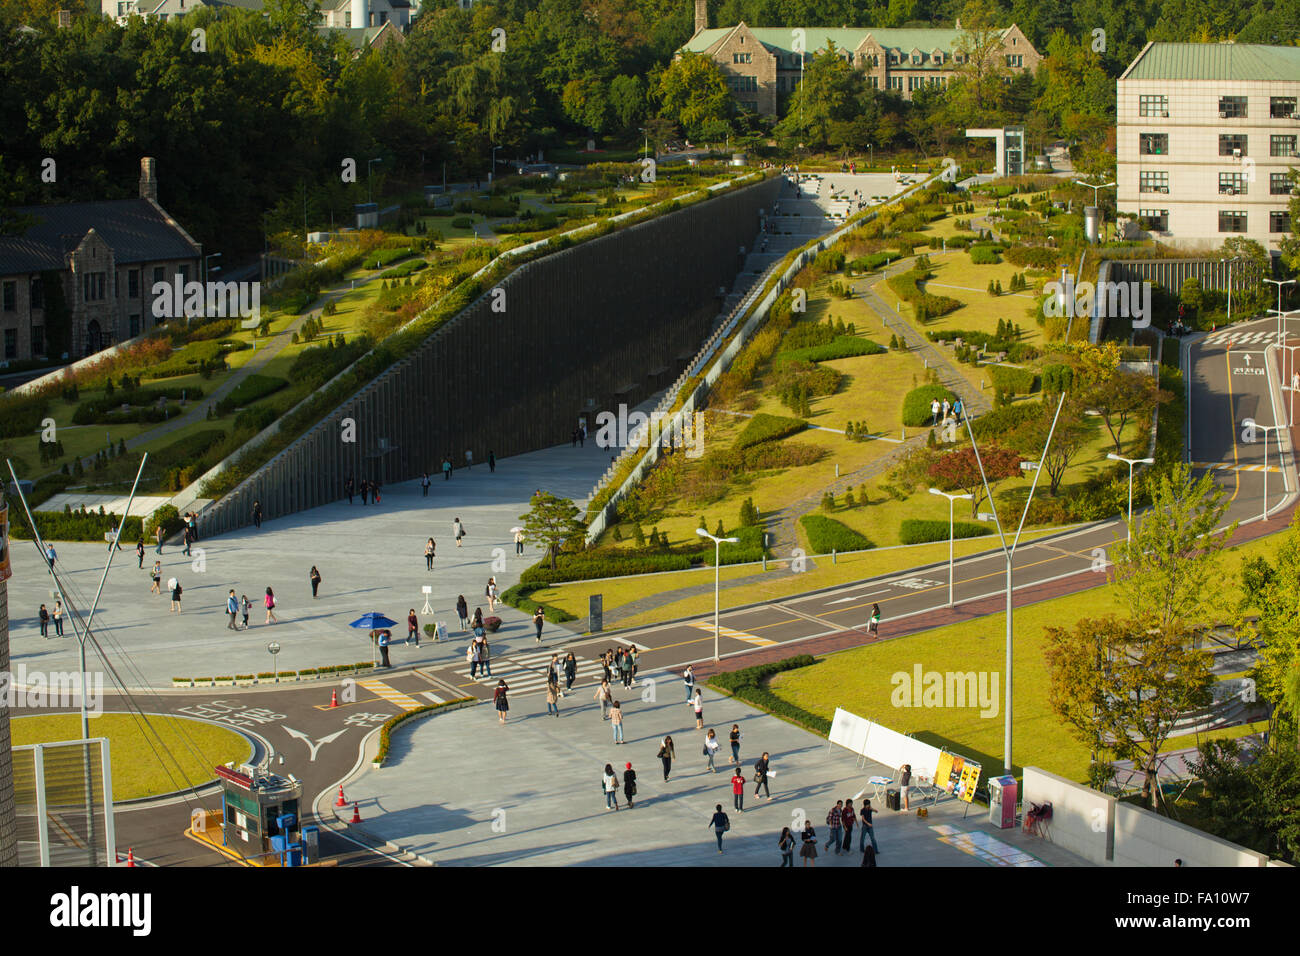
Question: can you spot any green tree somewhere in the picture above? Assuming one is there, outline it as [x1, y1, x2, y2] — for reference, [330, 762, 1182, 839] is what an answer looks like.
[948, 0, 1011, 125]
[520, 491, 586, 571]
[1188, 739, 1300, 862]
[655, 52, 730, 142]
[775, 42, 873, 152]
[1237, 513, 1300, 748]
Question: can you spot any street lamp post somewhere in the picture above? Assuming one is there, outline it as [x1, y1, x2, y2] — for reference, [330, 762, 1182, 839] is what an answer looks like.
[697, 528, 739, 663]
[367, 157, 383, 203]
[639, 127, 649, 160]
[1073, 178, 1116, 239]
[1106, 453, 1155, 543]
[1251, 423, 1285, 520]
[203, 252, 221, 286]
[490, 145, 501, 184]
[1265, 279, 1296, 345]
[929, 488, 972, 607]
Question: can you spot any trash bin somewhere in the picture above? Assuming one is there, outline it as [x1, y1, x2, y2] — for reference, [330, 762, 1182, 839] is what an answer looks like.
[988, 775, 1017, 829]
[301, 825, 319, 865]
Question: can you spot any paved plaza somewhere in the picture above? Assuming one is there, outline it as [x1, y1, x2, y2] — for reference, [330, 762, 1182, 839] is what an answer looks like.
[337, 672, 1090, 867]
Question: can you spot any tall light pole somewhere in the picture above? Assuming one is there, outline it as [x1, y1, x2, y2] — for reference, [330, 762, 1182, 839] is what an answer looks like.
[1073, 178, 1116, 240]
[697, 527, 739, 663]
[1106, 453, 1155, 543]
[203, 252, 221, 286]
[1265, 279, 1296, 345]
[490, 145, 501, 184]
[1221, 256, 1244, 323]
[867, 143, 873, 169]
[367, 157, 383, 203]
[929, 488, 972, 607]
[1250, 422, 1285, 520]
[639, 127, 649, 160]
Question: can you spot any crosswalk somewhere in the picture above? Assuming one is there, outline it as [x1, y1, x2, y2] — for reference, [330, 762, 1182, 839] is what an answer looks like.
[1203, 330, 1278, 346]
[357, 678, 423, 712]
[687, 620, 777, 647]
[1192, 461, 1281, 474]
[452, 649, 606, 696]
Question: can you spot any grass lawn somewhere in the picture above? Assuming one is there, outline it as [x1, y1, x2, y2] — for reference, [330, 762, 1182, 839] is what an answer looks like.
[763, 534, 1276, 786]
[11, 712, 250, 800]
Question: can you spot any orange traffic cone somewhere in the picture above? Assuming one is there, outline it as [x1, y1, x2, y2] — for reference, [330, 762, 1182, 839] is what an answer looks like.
[329, 689, 338, 708]
[335, 785, 347, 807]
[350, 802, 362, 824]
[126, 847, 136, 867]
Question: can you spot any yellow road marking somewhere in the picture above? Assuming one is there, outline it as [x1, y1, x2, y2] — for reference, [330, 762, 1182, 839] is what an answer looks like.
[1226, 345, 1241, 504]
[686, 621, 777, 646]
[357, 679, 422, 711]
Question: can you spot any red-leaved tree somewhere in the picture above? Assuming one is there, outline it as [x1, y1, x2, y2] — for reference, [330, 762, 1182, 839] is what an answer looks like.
[928, 445, 1022, 518]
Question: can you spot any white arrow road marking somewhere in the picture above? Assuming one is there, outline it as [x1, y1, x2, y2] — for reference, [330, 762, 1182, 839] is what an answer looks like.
[825, 588, 891, 605]
[1244, 354, 1252, 366]
[283, 726, 348, 761]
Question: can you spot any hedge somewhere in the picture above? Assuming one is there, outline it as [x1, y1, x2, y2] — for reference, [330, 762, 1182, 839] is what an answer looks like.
[969, 244, 1002, 264]
[708, 655, 830, 735]
[886, 267, 962, 318]
[987, 365, 1040, 396]
[379, 259, 428, 279]
[374, 697, 476, 766]
[499, 583, 579, 623]
[9, 509, 143, 542]
[901, 384, 958, 427]
[800, 514, 873, 553]
[734, 413, 808, 450]
[215, 374, 288, 414]
[898, 518, 992, 544]
[520, 551, 696, 584]
[362, 248, 413, 269]
[774, 336, 884, 365]
[971, 401, 1041, 441]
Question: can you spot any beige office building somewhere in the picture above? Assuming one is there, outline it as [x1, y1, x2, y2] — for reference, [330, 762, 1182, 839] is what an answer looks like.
[1117, 42, 1299, 254]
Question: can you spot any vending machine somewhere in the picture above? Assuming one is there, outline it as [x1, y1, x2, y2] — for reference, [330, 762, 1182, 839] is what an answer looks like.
[988, 775, 1018, 829]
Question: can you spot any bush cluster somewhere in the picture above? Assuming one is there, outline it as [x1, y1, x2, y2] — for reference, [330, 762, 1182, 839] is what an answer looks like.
[708, 655, 830, 735]
[734, 413, 808, 450]
[800, 514, 873, 553]
[775, 336, 884, 364]
[215, 374, 288, 414]
[898, 518, 993, 545]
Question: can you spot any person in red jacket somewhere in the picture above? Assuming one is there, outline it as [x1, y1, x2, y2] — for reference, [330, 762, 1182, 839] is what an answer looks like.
[731, 768, 746, 813]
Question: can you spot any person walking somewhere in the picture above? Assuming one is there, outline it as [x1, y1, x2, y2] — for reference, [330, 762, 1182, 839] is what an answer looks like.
[658, 736, 676, 781]
[593, 678, 612, 720]
[825, 801, 844, 854]
[378, 629, 391, 668]
[800, 821, 818, 866]
[152, 524, 163, 555]
[869, 603, 881, 635]
[453, 517, 465, 548]
[622, 762, 637, 809]
[456, 595, 469, 631]
[691, 687, 704, 730]
[467, 639, 479, 679]
[533, 607, 545, 643]
[421, 472, 430, 497]
[603, 765, 620, 810]
[170, 579, 183, 613]
[52, 601, 64, 637]
[930, 397, 940, 426]
[442, 457, 452, 481]
[683, 664, 695, 702]
[136, 540, 145, 568]
[610, 700, 624, 744]
[841, 798, 857, 853]
[488, 450, 496, 473]
[730, 766, 746, 812]
[899, 763, 912, 810]
[953, 396, 964, 422]
[464, 449, 473, 470]
[240, 594, 250, 629]
[708, 804, 730, 854]
[345, 476, 354, 504]
[754, 752, 772, 801]
[514, 529, 524, 556]
[39, 603, 49, 638]
[860, 798, 880, 855]
[478, 631, 492, 678]
[778, 827, 796, 867]
[360, 479, 369, 505]
[471, 606, 484, 631]
[563, 652, 576, 696]
[182, 524, 193, 557]
[628, 646, 639, 685]
[545, 674, 560, 717]
[618, 649, 634, 689]
[425, 538, 436, 571]
[252, 500, 262, 529]
[704, 729, 720, 772]
[493, 680, 509, 723]
[941, 397, 951, 423]
[729, 724, 742, 765]
[227, 590, 239, 630]
[150, 560, 162, 594]
[407, 609, 419, 646]
[264, 587, 277, 624]
[485, 577, 498, 613]
[309, 566, 322, 599]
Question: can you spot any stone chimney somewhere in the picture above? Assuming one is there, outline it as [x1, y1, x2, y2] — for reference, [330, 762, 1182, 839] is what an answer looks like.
[694, 0, 707, 34]
[139, 157, 158, 202]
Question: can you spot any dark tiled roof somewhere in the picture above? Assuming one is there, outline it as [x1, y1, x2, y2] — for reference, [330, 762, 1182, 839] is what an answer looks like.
[0, 198, 199, 276]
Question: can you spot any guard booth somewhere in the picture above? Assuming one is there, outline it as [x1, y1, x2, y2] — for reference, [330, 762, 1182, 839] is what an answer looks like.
[216, 764, 304, 864]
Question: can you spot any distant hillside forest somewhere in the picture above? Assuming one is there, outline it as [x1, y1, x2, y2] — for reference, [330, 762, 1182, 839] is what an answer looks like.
[1, 0, 1296, 259]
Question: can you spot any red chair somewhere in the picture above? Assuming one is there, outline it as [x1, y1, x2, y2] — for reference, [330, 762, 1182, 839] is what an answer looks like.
[1023, 801, 1053, 837]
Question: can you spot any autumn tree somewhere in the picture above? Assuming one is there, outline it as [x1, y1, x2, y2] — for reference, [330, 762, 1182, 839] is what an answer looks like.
[927, 445, 1022, 518]
[520, 491, 587, 571]
[1044, 614, 1214, 810]
[1008, 398, 1089, 496]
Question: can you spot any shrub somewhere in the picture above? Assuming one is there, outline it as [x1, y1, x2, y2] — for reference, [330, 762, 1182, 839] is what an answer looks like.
[969, 244, 1002, 264]
[902, 384, 958, 427]
[145, 504, 183, 540]
[379, 259, 429, 280]
[782, 323, 836, 350]
[800, 514, 873, 553]
[499, 583, 579, 623]
[451, 216, 474, 229]
[708, 655, 830, 735]
[234, 405, 278, 434]
[887, 266, 962, 317]
[970, 401, 1041, 441]
[373, 697, 476, 766]
[734, 413, 808, 450]
[215, 374, 287, 414]
[9, 508, 143, 541]
[898, 518, 993, 545]
[362, 247, 413, 270]
[987, 365, 1039, 396]
[774, 337, 885, 365]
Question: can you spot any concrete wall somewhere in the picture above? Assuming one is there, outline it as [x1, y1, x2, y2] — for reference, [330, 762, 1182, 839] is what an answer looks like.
[1113, 802, 1270, 867]
[1022, 766, 1115, 865]
[198, 176, 782, 535]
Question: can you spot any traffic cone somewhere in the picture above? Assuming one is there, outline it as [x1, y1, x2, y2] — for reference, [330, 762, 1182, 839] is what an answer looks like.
[335, 784, 347, 807]
[350, 802, 362, 824]
[329, 689, 338, 708]
[126, 847, 136, 867]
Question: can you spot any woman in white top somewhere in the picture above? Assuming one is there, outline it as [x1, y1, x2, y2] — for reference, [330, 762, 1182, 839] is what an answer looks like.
[703, 728, 720, 773]
[602, 764, 620, 811]
[486, 577, 498, 613]
[692, 687, 705, 730]
[453, 517, 465, 548]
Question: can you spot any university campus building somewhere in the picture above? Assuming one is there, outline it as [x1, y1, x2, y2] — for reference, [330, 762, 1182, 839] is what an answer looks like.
[677, 0, 1041, 117]
[1117, 41, 1299, 252]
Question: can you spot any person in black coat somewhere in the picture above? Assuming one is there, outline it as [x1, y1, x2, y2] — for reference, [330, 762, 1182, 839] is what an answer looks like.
[252, 500, 263, 528]
[622, 763, 638, 809]
[753, 752, 772, 800]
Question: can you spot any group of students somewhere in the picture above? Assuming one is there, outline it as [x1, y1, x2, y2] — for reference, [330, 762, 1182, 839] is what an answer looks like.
[598, 646, 639, 688]
[929, 395, 965, 427]
[224, 588, 278, 628]
[343, 477, 382, 505]
[777, 795, 880, 866]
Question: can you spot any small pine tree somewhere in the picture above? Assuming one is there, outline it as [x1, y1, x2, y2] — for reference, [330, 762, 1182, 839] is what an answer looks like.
[995, 279, 1003, 295]
[612, 525, 623, 542]
[987, 280, 996, 296]
[61, 462, 69, 475]
[835, 318, 846, 335]
[105, 378, 114, 396]
[822, 491, 835, 510]
[846, 422, 855, 439]
[714, 518, 725, 537]
[74, 458, 84, 477]
[928, 427, 938, 448]
[847, 322, 855, 335]
[649, 526, 661, 548]
[633, 523, 645, 547]
[845, 491, 855, 508]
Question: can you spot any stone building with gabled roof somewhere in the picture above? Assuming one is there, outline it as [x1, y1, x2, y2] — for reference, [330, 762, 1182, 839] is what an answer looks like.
[678, 0, 1040, 117]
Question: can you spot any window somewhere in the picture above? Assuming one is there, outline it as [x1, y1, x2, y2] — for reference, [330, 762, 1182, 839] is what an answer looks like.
[867, 54, 879, 67]
[1139, 208, 1168, 231]
[3, 329, 15, 359]
[1270, 96, 1297, 119]
[1139, 170, 1169, 194]
[932, 51, 943, 65]
[129, 314, 140, 338]
[1139, 94, 1168, 117]
[868, 75, 878, 89]
[31, 324, 44, 355]
[912, 53, 921, 65]
[179, 264, 190, 283]
[1270, 135, 1297, 157]
[1219, 172, 1246, 195]
[153, 266, 164, 286]
[344, 11, 351, 26]
[732, 52, 751, 64]
[82, 272, 106, 301]
[1272, 210, 1293, 233]
[909, 75, 923, 91]
[378, 11, 387, 24]
[1218, 210, 1247, 233]
[888, 75, 903, 90]
[30, 277, 42, 310]
[1272, 172, 1295, 196]
[1139, 133, 1168, 155]
[888, 52, 899, 64]
[128, 269, 139, 298]
[1218, 95, 1247, 119]
[1219, 134, 1247, 156]
[1005, 54, 1023, 67]
[2, 280, 14, 312]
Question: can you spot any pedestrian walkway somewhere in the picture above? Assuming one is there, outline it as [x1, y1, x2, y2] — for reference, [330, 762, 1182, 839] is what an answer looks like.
[357, 678, 423, 712]
[453, 648, 605, 697]
[687, 621, 775, 647]
[1203, 329, 1277, 346]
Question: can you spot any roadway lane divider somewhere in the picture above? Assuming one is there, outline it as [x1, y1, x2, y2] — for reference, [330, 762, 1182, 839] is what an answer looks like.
[687, 621, 777, 647]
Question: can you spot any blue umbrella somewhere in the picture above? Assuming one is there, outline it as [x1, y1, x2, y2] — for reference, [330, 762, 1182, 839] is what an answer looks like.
[350, 612, 398, 630]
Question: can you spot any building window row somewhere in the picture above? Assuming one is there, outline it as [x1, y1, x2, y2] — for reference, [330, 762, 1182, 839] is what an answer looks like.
[1138, 95, 1298, 120]
[1138, 208, 1168, 231]
[732, 52, 751, 64]
[82, 271, 106, 301]
[1272, 172, 1296, 195]
[1139, 94, 1169, 117]
[1139, 170, 1169, 193]
[1005, 54, 1023, 67]
[1219, 172, 1246, 195]
[1139, 132, 1168, 155]
[728, 75, 757, 93]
